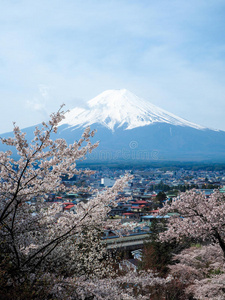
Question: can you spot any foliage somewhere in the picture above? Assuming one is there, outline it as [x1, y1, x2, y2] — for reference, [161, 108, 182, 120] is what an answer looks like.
[141, 218, 190, 277]
[155, 191, 167, 208]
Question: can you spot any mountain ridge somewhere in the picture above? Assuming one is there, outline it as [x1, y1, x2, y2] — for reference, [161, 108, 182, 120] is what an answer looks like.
[1, 89, 225, 162]
[59, 89, 207, 131]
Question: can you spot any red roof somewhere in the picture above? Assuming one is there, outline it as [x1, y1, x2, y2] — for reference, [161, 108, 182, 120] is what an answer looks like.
[123, 213, 135, 215]
[131, 206, 143, 209]
[130, 201, 148, 204]
[150, 210, 159, 213]
[64, 204, 74, 210]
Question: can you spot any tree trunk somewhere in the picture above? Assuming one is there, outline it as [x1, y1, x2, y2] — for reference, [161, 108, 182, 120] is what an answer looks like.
[214, 230, 225, 258]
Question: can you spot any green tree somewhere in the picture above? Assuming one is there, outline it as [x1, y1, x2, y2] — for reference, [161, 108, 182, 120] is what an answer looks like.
[156, 191, 167, 208]
[140, 219, 173, 275]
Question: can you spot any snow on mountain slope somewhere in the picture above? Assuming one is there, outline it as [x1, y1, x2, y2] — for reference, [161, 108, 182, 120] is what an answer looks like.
[59, 89, 206, 131]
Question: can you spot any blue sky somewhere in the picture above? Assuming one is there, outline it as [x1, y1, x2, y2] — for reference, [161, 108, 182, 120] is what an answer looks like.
[1, 0, 225, 132]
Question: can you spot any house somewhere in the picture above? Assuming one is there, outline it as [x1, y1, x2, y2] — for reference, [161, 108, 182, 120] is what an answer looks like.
[140, 215, 170, 225]
[122, 212, 137, 220]
[63, 202, 76, 213]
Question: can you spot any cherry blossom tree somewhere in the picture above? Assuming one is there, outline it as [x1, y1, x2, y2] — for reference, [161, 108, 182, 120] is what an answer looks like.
[169, 244, 225, 299]
[0, 107, 172, 299]
[157, 189, 225, 299]
[159, 189, 225, 257]
[0, 107, 133, 278]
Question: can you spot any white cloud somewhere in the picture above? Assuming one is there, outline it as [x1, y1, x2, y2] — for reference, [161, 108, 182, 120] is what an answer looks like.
[26, 99, 45, 112]
[38, 85, 49, 99]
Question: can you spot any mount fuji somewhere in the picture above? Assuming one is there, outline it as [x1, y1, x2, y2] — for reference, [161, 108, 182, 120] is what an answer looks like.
[59, 89, 205, 131]
[56, 89, 225, 162]
[2, 89, 225, 162]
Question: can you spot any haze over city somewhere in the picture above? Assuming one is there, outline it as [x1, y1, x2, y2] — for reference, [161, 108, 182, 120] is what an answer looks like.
[0, 0, 225, 133]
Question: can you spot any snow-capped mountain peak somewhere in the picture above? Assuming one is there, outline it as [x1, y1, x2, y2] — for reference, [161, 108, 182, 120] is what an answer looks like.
[59, 89, 205, 131]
